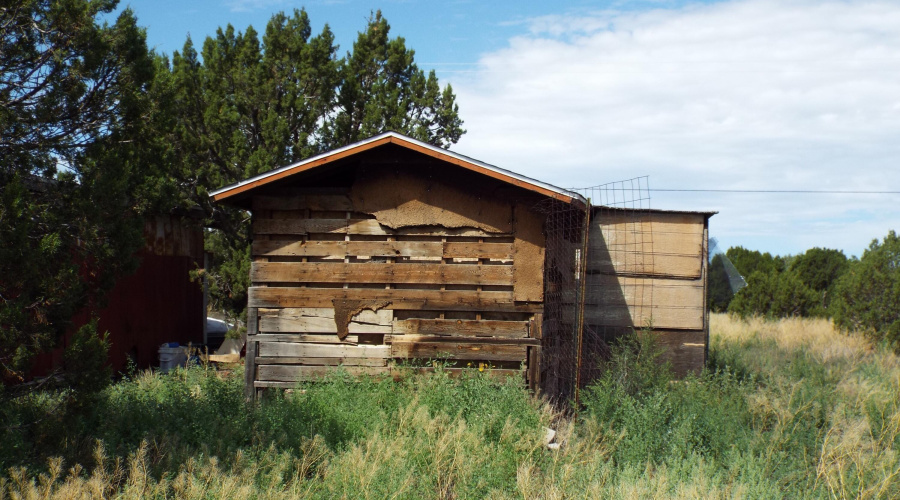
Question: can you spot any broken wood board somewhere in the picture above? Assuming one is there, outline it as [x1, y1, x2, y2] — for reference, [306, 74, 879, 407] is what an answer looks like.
[257, 342, 391, 359]
[249, 287, 543, 313]
[253, 333, 369, 344]
[258, 307, 392, 334]
[254, 218, 508, 238]
[391, 319, 529, 338]
[391, 342, 527, 362]
[257, 365, 390, 382]
[252, 240, 515, 260]
[250, 262, 514, 286]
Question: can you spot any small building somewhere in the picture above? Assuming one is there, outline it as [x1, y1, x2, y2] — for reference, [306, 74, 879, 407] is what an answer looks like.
[211, 132, 713, 400]
[30, 215, 205, 376]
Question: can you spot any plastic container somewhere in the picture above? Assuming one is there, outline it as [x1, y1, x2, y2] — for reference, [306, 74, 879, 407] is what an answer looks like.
[159, 344, 188, 373]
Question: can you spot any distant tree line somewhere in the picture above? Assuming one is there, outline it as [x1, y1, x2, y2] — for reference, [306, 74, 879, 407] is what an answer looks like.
[709, 231, 900, 350]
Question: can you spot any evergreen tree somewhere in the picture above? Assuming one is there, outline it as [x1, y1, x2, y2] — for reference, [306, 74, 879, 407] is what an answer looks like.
[832, 231, 900, 350]
[0, 0, 156, 379]
[157, 9, 465, 318]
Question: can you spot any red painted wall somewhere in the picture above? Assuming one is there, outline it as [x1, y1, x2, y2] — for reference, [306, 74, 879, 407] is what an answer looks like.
[30, 216, 204, 376]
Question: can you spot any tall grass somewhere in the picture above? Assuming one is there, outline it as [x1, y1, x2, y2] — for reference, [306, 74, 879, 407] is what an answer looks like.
[3, 314, 899, 498]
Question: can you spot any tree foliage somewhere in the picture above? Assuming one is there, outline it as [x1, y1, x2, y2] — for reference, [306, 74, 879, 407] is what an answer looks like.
[0, 0, 156, 379]
[707, 254, 735, 313]
[728, 270, 820, 319]
[832, 231, 900, 349]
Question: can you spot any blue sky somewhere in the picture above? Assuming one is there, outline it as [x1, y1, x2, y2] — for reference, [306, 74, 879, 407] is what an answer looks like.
[110, 0, 900, 258]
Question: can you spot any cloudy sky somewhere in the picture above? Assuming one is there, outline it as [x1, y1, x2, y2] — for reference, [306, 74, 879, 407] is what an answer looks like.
[115, 0, 900, 257]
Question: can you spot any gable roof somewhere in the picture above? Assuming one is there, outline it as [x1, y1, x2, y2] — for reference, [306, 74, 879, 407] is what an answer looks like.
[209, 131, 586, 205]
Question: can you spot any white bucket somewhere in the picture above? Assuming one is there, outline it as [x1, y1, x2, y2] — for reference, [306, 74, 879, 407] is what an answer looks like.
[158, 345, 188, 373]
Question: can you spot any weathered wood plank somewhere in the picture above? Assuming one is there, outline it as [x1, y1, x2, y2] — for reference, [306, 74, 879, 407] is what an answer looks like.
[244, 308, 259, 401]
[258, 365, 390, 382]
[589, 212, 704, 278]
[251, 262, 514, 286]
[391, 319, 529, 338]
[252, 240, 515, 260]
[574, 275, 705, 330]
[248, 287, 543, 312]
[258, 307, 392, 334]
[257, 342, 391, 359]
[512, 203, 545, 302]
[254, 334, 368, 344]
[252, 194, 353, 212]
[391, 335, 540, 346]
[254, 218, 507, 237]
[391, 342, 527, 362]
[255, 356, 387, 367]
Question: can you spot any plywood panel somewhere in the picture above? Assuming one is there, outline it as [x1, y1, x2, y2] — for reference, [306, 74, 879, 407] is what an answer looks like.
[251, 262, 513, 286]
[248, 287, 543, 312]
[649, 329, 706, 377]
[391, 342, 527, 362]
[258, 307, 392, 334]
[575, 275, 704, 330]
[392, 319, 529, 338]
[512, 203, 545, 302]
[589, 212, 704, 278]
[257, 342, 390, 359]
[252, 240, 514, 260]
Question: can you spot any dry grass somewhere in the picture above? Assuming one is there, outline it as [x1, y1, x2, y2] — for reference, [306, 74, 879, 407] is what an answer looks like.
[3, 315, 899, 499]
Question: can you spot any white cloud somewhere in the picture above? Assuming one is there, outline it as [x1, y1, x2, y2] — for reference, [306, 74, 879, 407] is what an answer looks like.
[449, 0, 900, 256]
[225, 0, 288, 13]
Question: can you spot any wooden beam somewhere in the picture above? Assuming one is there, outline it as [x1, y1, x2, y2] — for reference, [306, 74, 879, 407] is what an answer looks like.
[391, 319, 529, 338]
[391, 342, 527, 362]
[252, 240, 515, 260]
[248, 287, 543, 313]
[255, 356, 387, 366]
[257, 342, 390, 359]
[250, 262, 514, 286]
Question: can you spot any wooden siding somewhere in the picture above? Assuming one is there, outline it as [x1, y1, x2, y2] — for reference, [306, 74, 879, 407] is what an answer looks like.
[582, 210, 709, 377]
[246, 183, 545, 395]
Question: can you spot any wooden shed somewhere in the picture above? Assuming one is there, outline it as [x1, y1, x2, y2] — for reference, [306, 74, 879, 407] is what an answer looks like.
[211, 132, 713, 399]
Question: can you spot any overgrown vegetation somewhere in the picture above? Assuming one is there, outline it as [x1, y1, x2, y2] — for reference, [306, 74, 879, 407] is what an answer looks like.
[3, 315, 898, 498]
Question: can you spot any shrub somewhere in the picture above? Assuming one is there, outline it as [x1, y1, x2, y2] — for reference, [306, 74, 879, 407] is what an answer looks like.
[832, 230, 900, 350]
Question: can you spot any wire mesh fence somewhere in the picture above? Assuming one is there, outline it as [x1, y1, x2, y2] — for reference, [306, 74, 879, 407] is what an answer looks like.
[537, 177, 654, 405]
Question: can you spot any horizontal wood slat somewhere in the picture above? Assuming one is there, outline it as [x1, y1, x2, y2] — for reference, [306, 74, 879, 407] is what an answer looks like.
[393, 335, 540, 346]
[252, 240, 515, 260]
[254, 218, 507, 238]
[257, 365, 390, 382]
[251, 262, 514, 286]
[258, 307, 392, 334]
[257, 342, 390, 359]
[648, 329, 706, 378]
[391, 342, 527, 362]
[255, 356, 387, 367]
[391, 319, 529, 338]
[252, 194, 353, 212]
[392, 367, 522, 380]
[249, 287, 543, 312]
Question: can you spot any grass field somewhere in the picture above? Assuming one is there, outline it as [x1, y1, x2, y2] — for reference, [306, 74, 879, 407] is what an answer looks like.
[2, 314, 899, 499]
